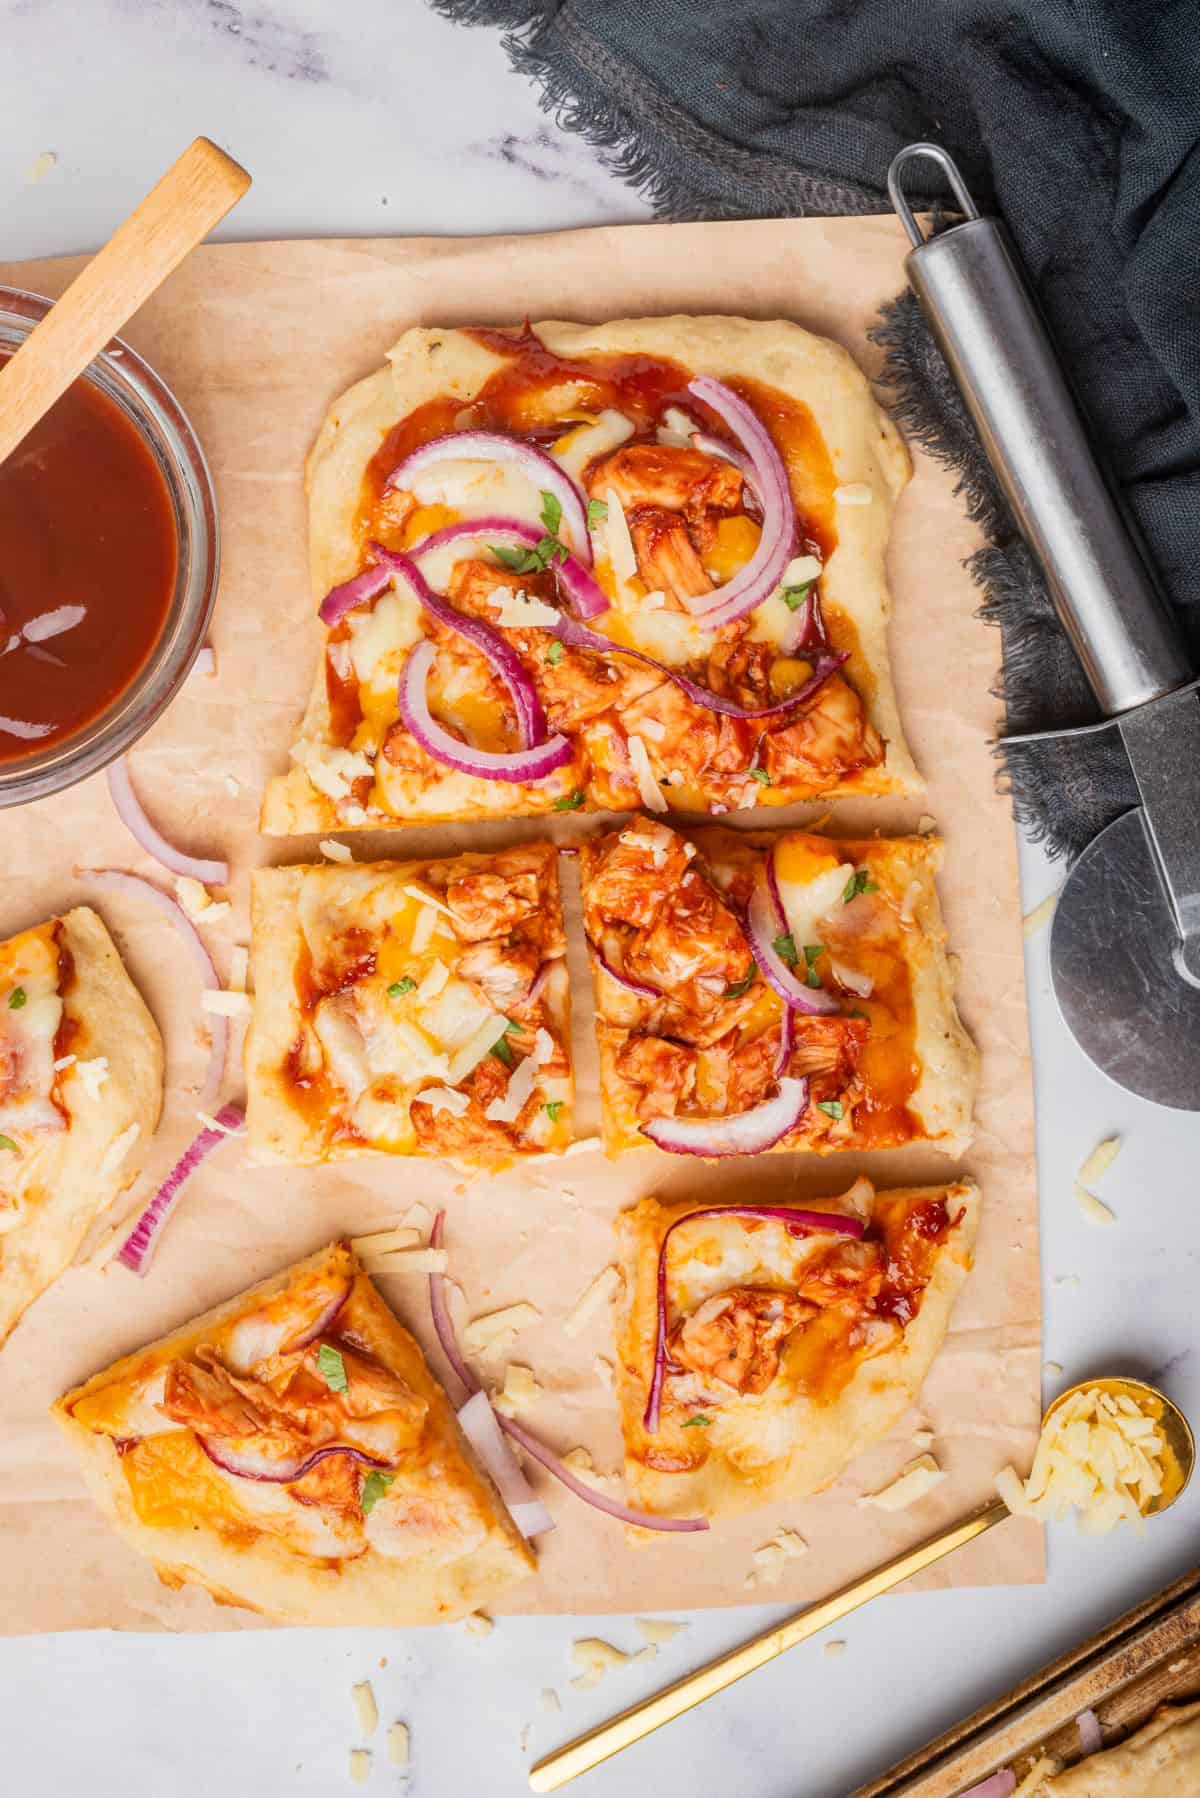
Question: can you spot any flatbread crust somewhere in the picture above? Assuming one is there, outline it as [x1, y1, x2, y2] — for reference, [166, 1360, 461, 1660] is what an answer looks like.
[262, 315, 918, 835]
[1042, 1702, 1200, 1794]
[614, 1183, 978, 1522]
[582, 823, 978, 1160]
[245, 845, 572, 1168]
[0, 906, 162, 1349]
[53, 1241, 535, 1627]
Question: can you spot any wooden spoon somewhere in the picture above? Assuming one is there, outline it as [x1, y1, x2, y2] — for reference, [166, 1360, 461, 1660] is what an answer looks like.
[0, 136, 250, 467]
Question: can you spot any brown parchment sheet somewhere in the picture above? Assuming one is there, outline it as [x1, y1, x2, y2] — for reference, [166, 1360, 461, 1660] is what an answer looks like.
[0, 217, 1042, 1634]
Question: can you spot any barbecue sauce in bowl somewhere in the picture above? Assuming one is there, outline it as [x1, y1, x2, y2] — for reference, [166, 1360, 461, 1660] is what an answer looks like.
[0, 350, 176, 761]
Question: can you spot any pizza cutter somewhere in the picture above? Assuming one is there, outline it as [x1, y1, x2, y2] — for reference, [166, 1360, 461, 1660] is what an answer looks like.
[888, 144, 1200, 1108]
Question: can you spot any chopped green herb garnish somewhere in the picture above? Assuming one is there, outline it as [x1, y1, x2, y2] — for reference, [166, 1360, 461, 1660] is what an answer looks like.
[842, 869, 878, 904]
[816, 1100, 844, 1121]
[316, 1343, 348, 1394]
[503, 1018, 521, 1035]
[545, 639, 565, 666]
[8, 987, 26, 1011]
[491, 1036, 514, 1068]
[360, 1470, 396, 1515]
[491, 543, 530, 572]
[781, 579, 814, 612]
[850, 1008, 869, 1020]
[543, 1099, 564, 1123]
[540, 490, 563, 536]
[0, 1135, 16, 1154]
[749, 768, 772, 786]
[491, 534, 567, 575]
[773, 932, 798, 967]
[387, 977, 416, 999]
[803, 944, 824, 989]
[554, 789, 585, 811]
[681, 1415, 712, 1429]
[724, 964, 757, 997]
[587, 498, 609, 528]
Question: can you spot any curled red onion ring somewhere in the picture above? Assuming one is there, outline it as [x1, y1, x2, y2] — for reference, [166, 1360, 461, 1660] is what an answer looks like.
[428, 1211, 706, 1532]
[1076, 1710, 1102, 1756]
[82, 868, 227, 1105]
[587, 935, 661, 999]
[643, 1200, 865, 1432]
[744, 857, 841, 1017]
[198, 1436, 391, 1485]
[399, 641, 572, 783]
[781, 585, 828, 658]
[682, 376, 796, 626]
[107, 757, 229, 886]
[457, 1390, 555, 1539]
[688, 428, 760, 497]
[556, 613, 847, 723]
[377, 547, 547, 749]
[385, 430, 592, 565]
[318, 563, 393, 628]
[410, 515, 609, 620]
[115, 1102, 244, 1275]
[642, 1075, 810, 1160]
[959, 1776, 1016, 1798]
[523, 960, 552, 1007]
[226, 1279, 352, 1373]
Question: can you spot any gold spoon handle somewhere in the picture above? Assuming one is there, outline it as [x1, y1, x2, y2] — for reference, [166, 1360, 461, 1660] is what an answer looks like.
[529, 1498, 1011, 1793]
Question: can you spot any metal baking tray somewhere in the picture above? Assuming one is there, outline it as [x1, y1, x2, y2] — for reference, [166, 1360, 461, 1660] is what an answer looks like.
[855, 1568, 1200, 1794]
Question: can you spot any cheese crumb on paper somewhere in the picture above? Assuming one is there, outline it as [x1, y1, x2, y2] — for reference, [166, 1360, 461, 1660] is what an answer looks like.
[228, 946, 249, 994]
[25, 150, 57, 184]
[563, 1264, 619, 1338]
[1044, 1361, 1064, 1377]
[561, 1447, 617, 1494]
[571, 1638, 630, 1686]
[492, 1363, 540, 1418]
[465, 1611, 494, 1639]
[635, 1618, 687, 1646]
[386, 1723, 409, 1768]
[463, 1301, 541, 1355]
[746, 1527, 809, 1588]
[823, 1640, 848, 1659]
[361, 1248, 448, 1276]
[858, 1454, 946, 1511]
[540, 1688, 561, 1714]
[350, 1227, 421, 1258]
[351, 1681, 377, 1738]
[174, 876, 230, 922]
[200, 988, 252, 1018]
[320, 839, 354, 864]
[1022, 891, 1059, 938]
[592, 1355, 615, 1389]
[348, 1748, 371, 1785]
[996, 1385, 1167, 1534]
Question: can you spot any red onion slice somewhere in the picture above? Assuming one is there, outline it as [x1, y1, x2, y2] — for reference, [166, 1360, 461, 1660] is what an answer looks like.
[82, 868, 227, 1106]
[642, 1075, 810, 1160]
[681, 376, 796, 626]
[781, 586, 828, 658]
[106, 757, 229, 887]
[115, 1102, 244, 1275]
[587, 935, 661, 1000]
[385, 430, 592, 565]
[457, 1390, 555, 1539]
[1076, 1709, 1102, 1756]
[643, 1199, 865, 1431]
[773, 1005, 795, 1079]
[318, 563, 393, 628]
[410, 516, 609, 620]
[378, 548, 547, 750]
[959, 1776, 1016, 1798]
[199, 1437, 391, 1485]
[688, 429, 760, 497]
[745, 864, 841, 1017]
[226, 1278, 352, 1373]
[400, 641, 572, 783]
[428, 1212, 706, 1533]
[557, 613, 846, 723]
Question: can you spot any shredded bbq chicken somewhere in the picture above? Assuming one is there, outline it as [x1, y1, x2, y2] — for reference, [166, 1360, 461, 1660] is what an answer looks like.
[669, 1288, 812, 1395]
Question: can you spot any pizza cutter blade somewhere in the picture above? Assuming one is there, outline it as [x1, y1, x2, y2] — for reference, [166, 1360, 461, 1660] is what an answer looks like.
[889, 144, 1200, 1108]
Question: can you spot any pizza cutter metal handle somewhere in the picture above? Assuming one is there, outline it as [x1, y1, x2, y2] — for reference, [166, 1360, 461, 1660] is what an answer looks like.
[887, 142, 1192, 717]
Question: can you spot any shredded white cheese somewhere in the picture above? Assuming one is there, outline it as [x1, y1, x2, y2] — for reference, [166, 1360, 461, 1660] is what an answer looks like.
[320, 839, 354, 864]
[351, 1227, 421, 1257]
[174, 876, 230, 921]
[463, 1301, 541, 1356]
[833, 482, 873, 506]
[1075, 1182, 1116, 1227]
[858, 1454, 946, 1511]
[540, 1688, 562, 1715]
[200, 989, 252, 1018]
[445, 1012, 509, 1087]
[996, 1385, 1166, 1533]
[196, 1109, 243, 1136]
[592, 1355, 615, 1388]
[780, 553, 823, 587]
[599, 488, 638, 586]
[415, 1085, 469, 1118]
[490, 591, 561, 628]
[1012, 1757, 1062, 1796]
[572, 1638, 630, 1680]
[386, 1723, 409, 1769]
[563, 1263, 620, 1338]
[53, 1054, 76, 1071]
[415, 959, 449, 1004]
[293, 742, 373, 803]
[98, 1123, 139, 1180]
[492, 1362, 541, 1418]
[1044, 1361, 1064, 1377]
[362, 1248, 448, 1275]
[636, 1618, 687, 1646]
[348, 1749, 371, 1785]
[1079, 1135, 1122, 1186]
[823, 1640, 848, 1660]
[351, 1681, 378, 1738]
[627, 733, 668, 813]
[75, 1056, 109, 1101]
[1022, 890, 1059, 938]
[465, 1611, 494, 1639]
[484, 1050, 539, 1123]
[402, 882, 457, 921]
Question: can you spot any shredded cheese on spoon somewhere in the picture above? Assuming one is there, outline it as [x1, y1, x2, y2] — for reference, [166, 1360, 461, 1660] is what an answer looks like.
[996, 1385, 1167, 1533]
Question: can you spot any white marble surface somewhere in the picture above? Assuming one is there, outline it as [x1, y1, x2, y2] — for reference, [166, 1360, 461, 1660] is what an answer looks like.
[2, 4, 1198, 1795]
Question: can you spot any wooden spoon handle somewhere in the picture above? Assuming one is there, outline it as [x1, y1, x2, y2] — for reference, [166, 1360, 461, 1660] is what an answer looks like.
[0, 136, 250, 466]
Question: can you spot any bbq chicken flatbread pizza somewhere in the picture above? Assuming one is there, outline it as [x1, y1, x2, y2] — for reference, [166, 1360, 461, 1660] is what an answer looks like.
[580, 818, 977, 1161]
[262, 316, 919, 836]
[615, 1182, 978, 1522]
[54, 1241, 536, 1626]
[0, 906, 162, 1349]
[245, 845, 572, 1168]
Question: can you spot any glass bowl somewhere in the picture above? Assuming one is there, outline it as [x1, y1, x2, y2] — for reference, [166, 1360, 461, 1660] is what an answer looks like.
[0, 286, 218, 806]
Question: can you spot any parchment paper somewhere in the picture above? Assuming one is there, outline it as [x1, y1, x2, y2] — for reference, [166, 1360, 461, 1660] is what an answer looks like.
[0, 217, 1042, 1633]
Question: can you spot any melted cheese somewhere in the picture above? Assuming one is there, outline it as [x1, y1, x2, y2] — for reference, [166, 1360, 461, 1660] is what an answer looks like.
[550, 408, 634, 483]
[774, 841, 851, 954]
[347, 587, 421, 691]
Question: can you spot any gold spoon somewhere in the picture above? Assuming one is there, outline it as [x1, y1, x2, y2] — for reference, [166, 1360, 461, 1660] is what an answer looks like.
[529, 1377, 1194, 1793]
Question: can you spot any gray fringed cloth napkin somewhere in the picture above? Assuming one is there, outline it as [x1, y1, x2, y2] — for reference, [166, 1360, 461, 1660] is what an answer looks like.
[433, 0, 1200, 859]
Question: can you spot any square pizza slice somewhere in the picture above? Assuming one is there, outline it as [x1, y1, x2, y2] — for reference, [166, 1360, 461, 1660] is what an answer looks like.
[615, 1181, 978, 1522]
[0, 906, 162, 1348]
[246, 843, 572, 1168]
[262, 315, 920, 837]
[580, 817, 977, 1160]
[54, 1240, 535, 1625]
